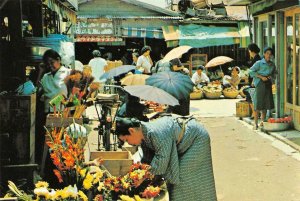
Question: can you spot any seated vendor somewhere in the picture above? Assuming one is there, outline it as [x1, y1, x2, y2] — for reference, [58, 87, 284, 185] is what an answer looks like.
[191, 65, 210, 88]
[222, 66, 241, 89]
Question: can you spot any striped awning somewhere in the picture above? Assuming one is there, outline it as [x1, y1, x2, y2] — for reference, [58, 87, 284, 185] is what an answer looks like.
[121, 27, 163, 39]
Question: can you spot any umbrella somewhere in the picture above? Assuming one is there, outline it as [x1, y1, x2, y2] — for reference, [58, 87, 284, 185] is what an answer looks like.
[124, 85, 179, 106]
[100, 65, 136, 80]
[205, 56, 233, 68]
[146, 71, 194, 99]
[162, 45, 192, 62]
[121, 74, 150, 86]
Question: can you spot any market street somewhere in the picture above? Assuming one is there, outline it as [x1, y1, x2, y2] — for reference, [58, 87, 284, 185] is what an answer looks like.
[84, 99, 300, 201]
[191, 99, 300, 201]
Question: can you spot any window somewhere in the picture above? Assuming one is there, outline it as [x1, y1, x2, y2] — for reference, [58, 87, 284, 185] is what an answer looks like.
[261, 21, 268, 49]
[286, 16, 293, 104]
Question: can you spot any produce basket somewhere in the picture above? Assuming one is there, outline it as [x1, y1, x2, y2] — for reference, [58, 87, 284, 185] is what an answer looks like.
[223, 90, 239, 99]
[263, 122, 290, 132]
[190, 90, 204, 100]
[204, 91, 222, 99]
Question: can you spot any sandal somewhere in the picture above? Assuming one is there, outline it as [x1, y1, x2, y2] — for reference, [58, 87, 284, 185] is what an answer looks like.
[259, 122, 264, 127]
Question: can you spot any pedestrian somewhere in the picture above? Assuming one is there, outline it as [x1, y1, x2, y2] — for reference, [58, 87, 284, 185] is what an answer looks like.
[136, 46, 153, 74]
[115, 116, 217, 201]
[88, 49, 107, 82]
[191, 65, 210, 88]
[243, 43, 261, 119]
[169, 58, 191, 116]
[249, 47, 275, 129]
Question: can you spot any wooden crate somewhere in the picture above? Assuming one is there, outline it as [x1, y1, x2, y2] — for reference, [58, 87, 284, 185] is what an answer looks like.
[0, 94, 36, 164]
[90, 151, 133, 176]
[236, 101, 251, 117]
[45, 114, 83, 128]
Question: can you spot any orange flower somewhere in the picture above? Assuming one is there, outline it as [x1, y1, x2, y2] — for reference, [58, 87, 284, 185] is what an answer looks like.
[53, 169, 63, 183]
[50, 153, 61, 167]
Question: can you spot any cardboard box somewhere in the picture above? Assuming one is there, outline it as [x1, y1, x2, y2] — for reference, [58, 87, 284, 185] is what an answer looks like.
[90, 151, 133, 176]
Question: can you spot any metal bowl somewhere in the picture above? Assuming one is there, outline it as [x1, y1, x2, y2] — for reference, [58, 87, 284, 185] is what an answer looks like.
[263, 122, 290, 132]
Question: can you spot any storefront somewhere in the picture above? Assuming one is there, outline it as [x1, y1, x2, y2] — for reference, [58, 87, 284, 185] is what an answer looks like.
[249, 0, 300, 130]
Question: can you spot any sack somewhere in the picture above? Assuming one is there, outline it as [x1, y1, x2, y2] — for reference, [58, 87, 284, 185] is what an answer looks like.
[16, 80, 36, 95]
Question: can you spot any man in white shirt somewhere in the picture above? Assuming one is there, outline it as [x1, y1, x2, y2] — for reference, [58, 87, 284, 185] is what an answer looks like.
[136, 46, 153, 74]
[191, 65, 210, 88]
[88, 50, 107, 82]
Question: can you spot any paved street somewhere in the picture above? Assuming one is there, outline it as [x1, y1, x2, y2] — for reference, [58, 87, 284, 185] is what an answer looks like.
[85, 99, 300, 201]
[192, 99, 300, 201]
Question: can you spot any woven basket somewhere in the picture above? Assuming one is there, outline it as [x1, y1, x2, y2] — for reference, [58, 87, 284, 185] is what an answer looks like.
[190, 90, 204, 100]
[204, 91, 222, 99]
[223, 90, 239, 99]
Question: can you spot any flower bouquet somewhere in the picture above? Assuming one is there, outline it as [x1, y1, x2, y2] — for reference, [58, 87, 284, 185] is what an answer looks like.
[98, 163, 164, 201]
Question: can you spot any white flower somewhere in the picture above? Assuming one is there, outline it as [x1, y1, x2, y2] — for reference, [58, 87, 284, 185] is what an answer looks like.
[34, 187, 49, 197]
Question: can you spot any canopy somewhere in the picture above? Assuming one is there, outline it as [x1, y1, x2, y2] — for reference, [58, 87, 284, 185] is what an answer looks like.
[179, 24, 240, 48]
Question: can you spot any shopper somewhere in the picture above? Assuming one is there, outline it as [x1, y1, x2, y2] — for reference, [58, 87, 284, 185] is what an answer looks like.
[115, 116, 217, 201]
[88, 49, 107, 82]
[136, 46, 153, 74]
[249, 47, 275, 129]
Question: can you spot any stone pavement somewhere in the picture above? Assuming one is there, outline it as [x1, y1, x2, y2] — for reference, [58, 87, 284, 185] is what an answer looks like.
[200, 117, 300, 201]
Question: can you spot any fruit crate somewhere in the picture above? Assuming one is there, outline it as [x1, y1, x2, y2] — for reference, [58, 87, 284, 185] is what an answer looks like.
[236, 101, 250, 118]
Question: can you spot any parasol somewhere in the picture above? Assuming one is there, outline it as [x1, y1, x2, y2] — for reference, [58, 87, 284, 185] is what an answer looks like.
[205, 56, 233, 68]
[162, 46, 192, 62]
[100, 65, 136, 80]
[124, 85, 179, 106]
[121, 74, 150, 86]
[146, 71, 194, 99]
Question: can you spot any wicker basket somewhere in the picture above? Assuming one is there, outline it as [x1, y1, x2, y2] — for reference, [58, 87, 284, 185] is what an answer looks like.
[190, 90, 204, 100]
[204, 91, 222, 99]
[223, 90, 239, 99]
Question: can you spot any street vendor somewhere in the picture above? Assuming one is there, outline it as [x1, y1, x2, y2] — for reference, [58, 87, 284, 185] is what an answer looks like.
[40, 49, 71, 113]
[115, 116, 217, 201]
[222, 66, 241, 89]
[191, 65, 210, 88]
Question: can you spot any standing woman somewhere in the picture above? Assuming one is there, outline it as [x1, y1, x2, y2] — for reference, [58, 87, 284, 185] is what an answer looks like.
[116, 116, 217, 201]
[243, 43, 261, 119]
[249, 47, 275, 129]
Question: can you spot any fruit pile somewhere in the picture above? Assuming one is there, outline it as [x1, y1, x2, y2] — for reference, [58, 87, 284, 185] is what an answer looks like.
[267, 116, 292, 123]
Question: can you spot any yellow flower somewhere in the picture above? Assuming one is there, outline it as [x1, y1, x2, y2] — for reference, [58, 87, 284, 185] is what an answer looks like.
[35, 181, 49, 188]
[78, 190, 88, 201]
[53, 189, 68, 199]
[83, 174, 93, 190]
[97, 182, 104, 192]
[63, 185, 78, 198]
[80, 169, 87, 177]
[93, 172, 103, 184]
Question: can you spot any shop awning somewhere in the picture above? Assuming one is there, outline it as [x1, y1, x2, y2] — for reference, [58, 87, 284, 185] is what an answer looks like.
[121, 27, 163, 39]
[162, 26, 180, 47]
[178, 24, 240, 48]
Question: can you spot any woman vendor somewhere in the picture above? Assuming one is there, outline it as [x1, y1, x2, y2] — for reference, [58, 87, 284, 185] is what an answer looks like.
[249, 47, 275, 129]
[115, 116, 217, 201]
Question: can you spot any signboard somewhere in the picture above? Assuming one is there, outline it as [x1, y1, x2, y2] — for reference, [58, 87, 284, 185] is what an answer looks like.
[75, 35, 123, 43]
[75, 18, 114, 35]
